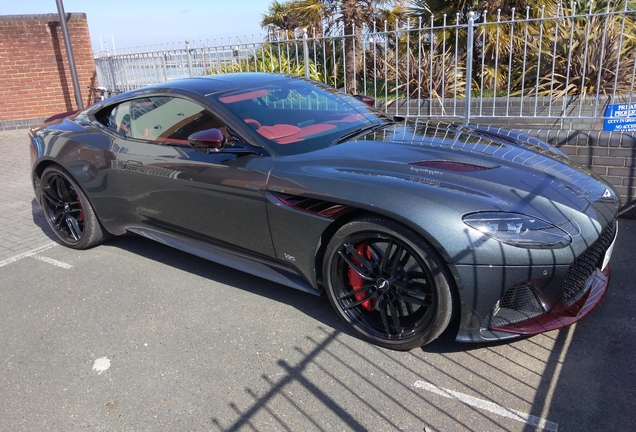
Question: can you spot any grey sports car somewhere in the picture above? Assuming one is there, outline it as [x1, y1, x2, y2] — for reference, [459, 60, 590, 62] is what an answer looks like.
[29, 73, 620, 350]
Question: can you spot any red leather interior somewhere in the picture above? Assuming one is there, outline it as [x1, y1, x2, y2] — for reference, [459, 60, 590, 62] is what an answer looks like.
[256, 123, 337, 144]
[244, 118, 262, 129]
[256, 124, 301, 140]
[219, 90, 269, 103]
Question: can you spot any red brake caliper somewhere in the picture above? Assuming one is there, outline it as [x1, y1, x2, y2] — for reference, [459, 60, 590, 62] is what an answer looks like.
[75, 191, 84, 221]
[347, 244, 375, 311]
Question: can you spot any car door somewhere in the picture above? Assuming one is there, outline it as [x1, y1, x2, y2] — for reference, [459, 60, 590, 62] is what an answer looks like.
[114, 96, 276, 257]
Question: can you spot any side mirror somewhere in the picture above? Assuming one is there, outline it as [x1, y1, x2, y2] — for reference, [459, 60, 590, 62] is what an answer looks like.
[188, 128, 227, 152]
[353, 94, 375, 107]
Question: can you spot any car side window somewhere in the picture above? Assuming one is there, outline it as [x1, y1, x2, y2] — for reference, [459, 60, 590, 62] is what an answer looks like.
[128, 97, 223, 144]
[103, 101, 132, 136]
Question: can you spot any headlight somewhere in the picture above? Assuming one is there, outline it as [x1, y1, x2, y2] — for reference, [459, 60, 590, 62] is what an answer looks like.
[463, 212, 571, 248]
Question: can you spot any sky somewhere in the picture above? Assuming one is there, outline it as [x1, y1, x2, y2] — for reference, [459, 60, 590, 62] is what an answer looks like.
[0, 0, 272, 52]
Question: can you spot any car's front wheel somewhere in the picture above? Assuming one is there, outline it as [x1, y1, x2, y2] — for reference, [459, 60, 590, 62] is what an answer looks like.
[323, 216, 454, 350]
[39, 166, 105, 249]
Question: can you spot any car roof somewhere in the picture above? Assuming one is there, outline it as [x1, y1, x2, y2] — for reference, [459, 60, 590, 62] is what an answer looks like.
[137, 72, 291, 96]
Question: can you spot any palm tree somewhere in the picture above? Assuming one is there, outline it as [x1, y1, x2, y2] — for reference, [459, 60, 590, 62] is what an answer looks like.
[261, 1, 302, 39]
[339, 0, 402, 92]
[293, 0, 331, 36]
[407, 0, 528, 23]
[261, 0, 406, 93]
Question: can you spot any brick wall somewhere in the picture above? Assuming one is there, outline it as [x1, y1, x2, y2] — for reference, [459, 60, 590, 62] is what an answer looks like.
[0, 13, 96, 130]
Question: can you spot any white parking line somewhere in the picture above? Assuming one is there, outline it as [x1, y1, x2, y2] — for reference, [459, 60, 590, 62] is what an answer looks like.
[33, 255, 72, 269]
[412, 380, 559, 431]
[0, 242, 58, 268]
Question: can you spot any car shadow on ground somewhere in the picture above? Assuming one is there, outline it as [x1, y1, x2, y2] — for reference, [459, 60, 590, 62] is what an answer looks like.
[28, 202, 463, 349]
[26, 197, 535, 357]
[30, 198, 59, 243]
[101, 234, 347, 336]
[102, 233, 502, 353]
[28, 203, 636, 431]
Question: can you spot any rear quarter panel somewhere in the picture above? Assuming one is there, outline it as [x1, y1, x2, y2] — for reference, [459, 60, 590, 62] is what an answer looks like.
[30, 118, 130, 235]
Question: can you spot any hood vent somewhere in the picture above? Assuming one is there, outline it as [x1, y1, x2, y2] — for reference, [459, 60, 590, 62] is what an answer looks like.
[409, 160, 494, 173]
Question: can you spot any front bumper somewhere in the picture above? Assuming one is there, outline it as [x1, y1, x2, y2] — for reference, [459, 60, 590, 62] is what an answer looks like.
[481, 265, 609, 340]
[454, 220, 617, 343]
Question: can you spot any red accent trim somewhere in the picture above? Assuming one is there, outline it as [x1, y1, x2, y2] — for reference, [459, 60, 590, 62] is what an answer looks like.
[491, 266, 610, 334]
[317, 204, 350, 219]
[275, 195, 352, 220]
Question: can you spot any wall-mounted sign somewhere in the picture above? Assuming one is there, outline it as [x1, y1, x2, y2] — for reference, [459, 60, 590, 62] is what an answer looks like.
[604, 102, 636, 131]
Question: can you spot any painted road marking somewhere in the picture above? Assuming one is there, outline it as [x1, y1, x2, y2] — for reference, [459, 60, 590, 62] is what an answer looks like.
[0, 242, 57, 268]
[412, 380, 559, 431]
[92, 357, 111, 375]
[33, 255, 72, 269]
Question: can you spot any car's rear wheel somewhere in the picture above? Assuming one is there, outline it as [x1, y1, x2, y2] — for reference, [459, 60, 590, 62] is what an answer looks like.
[323, 216, 454, 350]
[39, 166, 104, 249]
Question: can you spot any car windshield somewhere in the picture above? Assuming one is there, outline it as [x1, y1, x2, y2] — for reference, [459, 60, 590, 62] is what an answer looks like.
[207, 78, 393, 156]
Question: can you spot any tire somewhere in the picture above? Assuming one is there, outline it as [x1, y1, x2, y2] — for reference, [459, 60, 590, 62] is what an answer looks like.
[323, 216, 454, 350]
[39, 166, 105, 249]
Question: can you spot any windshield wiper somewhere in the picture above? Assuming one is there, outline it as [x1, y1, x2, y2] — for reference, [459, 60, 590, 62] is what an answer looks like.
[335, 122, 395, 144]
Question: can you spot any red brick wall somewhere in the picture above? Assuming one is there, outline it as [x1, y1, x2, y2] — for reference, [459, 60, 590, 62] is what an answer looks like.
[0, 13, 96, 129]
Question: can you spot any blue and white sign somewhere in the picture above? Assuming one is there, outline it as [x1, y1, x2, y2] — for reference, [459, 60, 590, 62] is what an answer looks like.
[604, 102, 636, 131]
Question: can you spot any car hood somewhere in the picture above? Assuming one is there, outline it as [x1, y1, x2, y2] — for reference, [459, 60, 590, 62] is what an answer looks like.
[270, 119, 619, 233]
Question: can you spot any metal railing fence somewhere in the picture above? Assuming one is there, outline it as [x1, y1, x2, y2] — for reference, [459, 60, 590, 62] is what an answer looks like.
[94, 1, 636, 126]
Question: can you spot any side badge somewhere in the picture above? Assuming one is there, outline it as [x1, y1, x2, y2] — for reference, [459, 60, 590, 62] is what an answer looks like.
[284, 253, 296, 262]
[602, 189, 613, 198]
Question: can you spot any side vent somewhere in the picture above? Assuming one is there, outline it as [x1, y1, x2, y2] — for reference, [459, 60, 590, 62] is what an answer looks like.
[274, 193, 352, 219]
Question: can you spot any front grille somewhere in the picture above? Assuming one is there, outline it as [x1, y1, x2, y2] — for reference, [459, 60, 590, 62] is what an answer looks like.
[562, 220, 616, 304]
[490, 284, 546, 328]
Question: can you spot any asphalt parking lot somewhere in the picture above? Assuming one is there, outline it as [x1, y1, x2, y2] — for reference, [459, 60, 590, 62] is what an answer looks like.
[1, 128, 635, 431]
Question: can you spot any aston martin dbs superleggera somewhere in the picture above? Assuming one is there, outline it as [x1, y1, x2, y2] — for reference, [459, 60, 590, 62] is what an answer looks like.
[29, 73, 620, 350]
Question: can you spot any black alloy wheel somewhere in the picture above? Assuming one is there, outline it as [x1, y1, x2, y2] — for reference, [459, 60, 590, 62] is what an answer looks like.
[323, 217, 454, 350]
[39, 166, 105, 249]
